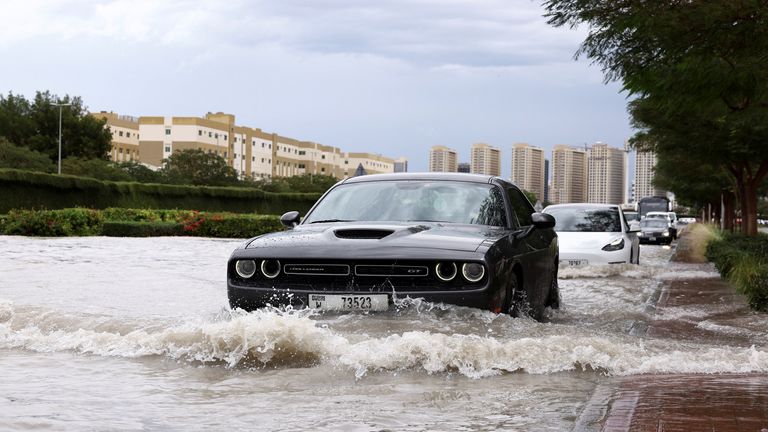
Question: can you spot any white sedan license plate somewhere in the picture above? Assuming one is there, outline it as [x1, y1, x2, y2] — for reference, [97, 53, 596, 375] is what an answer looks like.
[565, 259, 588, 267]
[649, 237, 656, 241]
[308, 294, 388, 311]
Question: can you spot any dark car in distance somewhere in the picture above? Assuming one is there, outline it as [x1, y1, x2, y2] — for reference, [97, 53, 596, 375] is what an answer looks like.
[227, 173, 560, 321]
[638, 218, 674, 245]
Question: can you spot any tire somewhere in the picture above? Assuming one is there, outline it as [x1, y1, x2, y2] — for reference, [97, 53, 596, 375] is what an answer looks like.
[545, 264, 560, 310]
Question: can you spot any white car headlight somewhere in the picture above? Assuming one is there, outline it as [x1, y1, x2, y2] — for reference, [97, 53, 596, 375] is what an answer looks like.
[662, 231, 670, 237]
[602, 238, 625, 251]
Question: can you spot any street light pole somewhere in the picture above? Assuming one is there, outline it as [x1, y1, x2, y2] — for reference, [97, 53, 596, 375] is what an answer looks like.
[53, 102, 72, 175]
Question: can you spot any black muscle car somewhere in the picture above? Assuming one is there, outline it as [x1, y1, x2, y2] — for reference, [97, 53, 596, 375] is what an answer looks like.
[227, 173, 560, 320]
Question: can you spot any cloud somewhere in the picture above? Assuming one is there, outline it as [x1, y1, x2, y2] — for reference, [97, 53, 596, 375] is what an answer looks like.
[1, 0, 585, 68]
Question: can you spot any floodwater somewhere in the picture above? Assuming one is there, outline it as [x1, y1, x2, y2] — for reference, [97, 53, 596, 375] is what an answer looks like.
[1, 236, 767, 431]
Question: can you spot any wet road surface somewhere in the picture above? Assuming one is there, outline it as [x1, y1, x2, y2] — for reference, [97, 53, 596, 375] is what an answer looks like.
[0, 236, 766, 431]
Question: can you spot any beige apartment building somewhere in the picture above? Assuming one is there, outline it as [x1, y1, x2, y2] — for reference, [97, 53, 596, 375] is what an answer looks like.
[550, 145, 588, 204]
[587, 142, 627, 205]
[470, 143, 501, 176]
[428, 145, 458, 172]
[94, 111, 398, 180]
[510, 143, 545, 203]
[92, 112, 141, 163]
[634, 150, 664, 202]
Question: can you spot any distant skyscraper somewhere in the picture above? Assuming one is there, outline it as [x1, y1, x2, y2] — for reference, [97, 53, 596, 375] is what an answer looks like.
[429, 146, 458, 172]
[470, 143, 501, 176]
[544, 159, 550, 204]
[550, 145, 588, 204]
[510, 143, 545, 203]
[394, 157, 408, 173]
[634, 150, 664, 202]
[457, 162, 470, 173]
[587, 142, 627, 205]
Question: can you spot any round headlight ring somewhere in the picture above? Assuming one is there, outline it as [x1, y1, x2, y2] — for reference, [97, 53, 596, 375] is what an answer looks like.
[435, 262, 457, 282]
[462, 263, 485, 283]
[235, 260, 257, 278]
[261, 259, 281, 279]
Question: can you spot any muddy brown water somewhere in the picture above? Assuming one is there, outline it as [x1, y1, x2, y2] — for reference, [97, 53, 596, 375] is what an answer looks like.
[1, 237, 766, 431]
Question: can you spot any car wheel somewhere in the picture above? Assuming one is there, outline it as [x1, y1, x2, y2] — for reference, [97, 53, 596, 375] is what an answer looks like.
[545, 265, 560, 310]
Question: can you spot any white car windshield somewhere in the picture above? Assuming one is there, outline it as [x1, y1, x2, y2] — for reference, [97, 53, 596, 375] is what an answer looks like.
[303, 181, 508, 226]
[545, 206, 621, 232]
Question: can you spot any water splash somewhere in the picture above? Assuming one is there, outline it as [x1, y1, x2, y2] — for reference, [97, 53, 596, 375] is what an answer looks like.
[2, 300, 767, 379]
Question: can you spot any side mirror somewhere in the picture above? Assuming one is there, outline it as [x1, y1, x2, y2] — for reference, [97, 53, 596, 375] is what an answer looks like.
[280, 211, 301, 228]
[627, 222, 641, 233]
[531, 212, 556, 229]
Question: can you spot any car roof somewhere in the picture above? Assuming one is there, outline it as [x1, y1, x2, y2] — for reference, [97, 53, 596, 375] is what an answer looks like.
[341, 172, 500, 184]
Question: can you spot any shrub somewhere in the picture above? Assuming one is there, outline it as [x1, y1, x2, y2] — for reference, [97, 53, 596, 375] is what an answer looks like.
[2, 208, 103, 236]
[706, 233, 768, 311]
[178, 211, 282, 238]
[101, 221, 183, 237]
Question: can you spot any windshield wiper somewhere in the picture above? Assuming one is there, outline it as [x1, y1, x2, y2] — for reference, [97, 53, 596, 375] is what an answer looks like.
[308, 219, 354, 224]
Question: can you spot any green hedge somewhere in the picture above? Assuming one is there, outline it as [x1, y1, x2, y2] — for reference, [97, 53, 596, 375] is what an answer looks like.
[706, 233, 768, 312]
[0, 169, 320, 214]
[102, 221, 184, 237]
[1, 208, 283, 238]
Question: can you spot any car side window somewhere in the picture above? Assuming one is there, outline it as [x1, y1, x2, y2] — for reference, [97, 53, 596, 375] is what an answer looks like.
[507, 188, 534, 227]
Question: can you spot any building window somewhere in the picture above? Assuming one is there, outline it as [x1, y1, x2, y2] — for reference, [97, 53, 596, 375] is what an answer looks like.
[321, 155, 326, 159]
[224, 152, 228, 158]
[224, 135, 228, 140]
[209, 132, 212, 138]
[215, 133, 219, 139]
[119, 131, 123, 137]
[165, 146, 171, 152]
[298, 151, 305, 156]
[261, 143, 265, 148]
[198, 130, 202, 136]
[298, 164, 305, 169]
[344, 160, 348, 164]
[321, 167, 325, 172]
[269, 144, 272, 149]
[165, 128, 171, 135]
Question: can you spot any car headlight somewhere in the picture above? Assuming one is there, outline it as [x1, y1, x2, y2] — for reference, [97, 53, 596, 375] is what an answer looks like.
[602, 238, 625, 251]
[435, 262, 457, 281]
[462, 263, 485, 282]
[235, 260, 257, 278]
[662, 231, 670, 237]
[261, 259, 281, 279]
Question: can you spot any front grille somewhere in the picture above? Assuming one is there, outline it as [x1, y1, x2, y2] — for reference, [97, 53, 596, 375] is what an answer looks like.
[230, 259, 485, 292]
[283, 264, 350, 276]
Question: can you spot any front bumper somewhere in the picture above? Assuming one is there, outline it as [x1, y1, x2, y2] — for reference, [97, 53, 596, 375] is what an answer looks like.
[227, 282, 499, 311]
[559, 249, 631, 265]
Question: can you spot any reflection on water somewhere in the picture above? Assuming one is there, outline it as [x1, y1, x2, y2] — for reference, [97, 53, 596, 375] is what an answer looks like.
[0, 236, 766, 431]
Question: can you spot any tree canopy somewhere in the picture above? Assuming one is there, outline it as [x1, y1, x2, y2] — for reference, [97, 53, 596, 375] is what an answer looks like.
[160, 149, 241, 186]
[0, 91, 113, 161]
[544, 0, 768, 234]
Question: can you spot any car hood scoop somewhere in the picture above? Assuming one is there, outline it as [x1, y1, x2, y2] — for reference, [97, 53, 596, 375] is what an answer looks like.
[334, 228, 394, 239]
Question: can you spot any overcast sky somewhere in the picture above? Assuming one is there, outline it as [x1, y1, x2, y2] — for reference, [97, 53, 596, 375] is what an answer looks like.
[0, 0, 634, 176]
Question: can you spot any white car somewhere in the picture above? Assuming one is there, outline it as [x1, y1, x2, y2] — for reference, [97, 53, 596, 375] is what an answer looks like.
[543, 203, 640, 266]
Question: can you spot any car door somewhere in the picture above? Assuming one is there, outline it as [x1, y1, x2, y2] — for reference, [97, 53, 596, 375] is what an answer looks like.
[504, 186, 554, 306]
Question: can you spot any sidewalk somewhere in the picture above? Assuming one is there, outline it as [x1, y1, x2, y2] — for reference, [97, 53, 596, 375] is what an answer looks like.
[577, 231, 768, 432]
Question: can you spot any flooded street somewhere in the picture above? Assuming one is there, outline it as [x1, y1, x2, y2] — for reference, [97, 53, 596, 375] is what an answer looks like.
[1, 236, 767, 431]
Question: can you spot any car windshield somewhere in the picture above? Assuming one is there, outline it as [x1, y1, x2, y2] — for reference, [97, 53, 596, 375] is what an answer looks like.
[641, 219, 668, 229]
[646, 213, 668, 220]
[303, 180, 508, 226]
[545, 206, 621, 232]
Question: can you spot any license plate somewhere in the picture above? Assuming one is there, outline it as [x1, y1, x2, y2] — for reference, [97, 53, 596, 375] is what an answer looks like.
[565, 259, 588, 267]
[307, 294, 388, 311]
[649, 237, 656, 241]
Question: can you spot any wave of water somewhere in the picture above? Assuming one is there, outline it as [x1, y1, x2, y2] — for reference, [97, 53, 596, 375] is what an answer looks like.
[2, 300, 766, 379]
